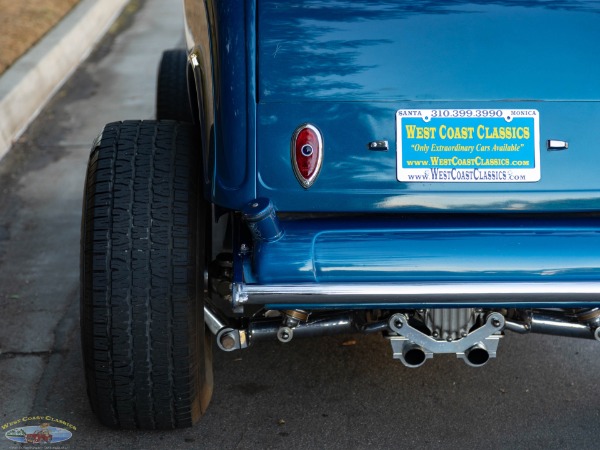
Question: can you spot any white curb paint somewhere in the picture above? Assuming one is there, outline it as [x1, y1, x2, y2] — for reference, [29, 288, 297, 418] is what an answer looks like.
[0, 0, 130, 159]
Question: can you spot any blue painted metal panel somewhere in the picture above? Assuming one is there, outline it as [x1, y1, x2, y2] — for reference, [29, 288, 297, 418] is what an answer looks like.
[252, 1, 600, 212]
[251, 216, 600, 284]
[200, 0, 600, 212]
[209, 0, 257, 209]
[194, 1, 600, 310]
[257, 1, 600, 102]
[257, 101, 600, 212]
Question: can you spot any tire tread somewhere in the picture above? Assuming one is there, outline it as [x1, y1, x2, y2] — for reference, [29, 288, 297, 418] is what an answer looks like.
[81, 120, 210, 429]
[156, 49, 194, 123]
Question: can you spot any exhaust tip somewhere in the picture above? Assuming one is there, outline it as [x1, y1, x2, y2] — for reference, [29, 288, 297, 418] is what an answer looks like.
[463, 344, 490, 367]
[401, 345, 428, 368]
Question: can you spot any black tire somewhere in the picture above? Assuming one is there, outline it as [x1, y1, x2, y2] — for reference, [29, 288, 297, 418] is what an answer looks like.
[156, 49, 194, 123]
[80, 120, 213, 429]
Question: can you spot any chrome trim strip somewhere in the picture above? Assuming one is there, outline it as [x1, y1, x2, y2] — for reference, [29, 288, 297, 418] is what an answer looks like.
[233, 281, 600, 306]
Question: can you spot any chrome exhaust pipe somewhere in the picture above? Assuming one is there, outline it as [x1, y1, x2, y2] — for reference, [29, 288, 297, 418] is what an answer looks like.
[530, 312, 600, 340]
[505, 310, 600, 341]
[399, 344, 429, 368]
[462, 343, 490, 367]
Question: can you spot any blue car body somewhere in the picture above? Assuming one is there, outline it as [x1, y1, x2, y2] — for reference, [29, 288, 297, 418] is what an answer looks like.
[182, 0, 600, 361]
[186, 0, 600, 211]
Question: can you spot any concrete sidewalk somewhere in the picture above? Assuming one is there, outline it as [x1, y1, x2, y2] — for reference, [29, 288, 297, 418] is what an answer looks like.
[0, 0, 130, 160]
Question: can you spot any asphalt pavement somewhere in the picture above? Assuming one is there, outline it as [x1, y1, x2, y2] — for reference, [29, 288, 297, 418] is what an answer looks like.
[0, 0, 599, 449]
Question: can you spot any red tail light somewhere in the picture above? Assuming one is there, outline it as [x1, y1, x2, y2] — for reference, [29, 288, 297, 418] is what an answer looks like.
[291, 123, 323, 188]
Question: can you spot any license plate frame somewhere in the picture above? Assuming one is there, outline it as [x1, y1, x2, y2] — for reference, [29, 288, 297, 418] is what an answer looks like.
[396, 109, 540, 183]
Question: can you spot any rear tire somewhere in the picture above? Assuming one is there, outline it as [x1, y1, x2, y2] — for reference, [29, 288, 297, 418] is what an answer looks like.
[156, 49, 194, 123]
[80, 120, 213, 429]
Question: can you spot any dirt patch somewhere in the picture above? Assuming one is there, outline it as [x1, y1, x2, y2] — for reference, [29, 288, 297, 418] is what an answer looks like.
[0, 0, 80, 75]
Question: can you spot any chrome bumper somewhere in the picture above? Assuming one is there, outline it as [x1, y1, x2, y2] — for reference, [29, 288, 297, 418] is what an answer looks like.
[232, 281, 600, 309]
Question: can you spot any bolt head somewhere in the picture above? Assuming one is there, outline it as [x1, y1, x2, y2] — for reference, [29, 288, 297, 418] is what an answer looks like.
[277, 327, 293, 343]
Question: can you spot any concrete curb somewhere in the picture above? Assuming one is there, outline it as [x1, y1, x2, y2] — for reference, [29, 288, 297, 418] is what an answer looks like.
[0, 0, 130, 159]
